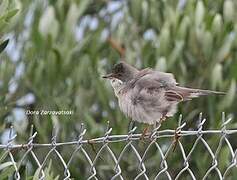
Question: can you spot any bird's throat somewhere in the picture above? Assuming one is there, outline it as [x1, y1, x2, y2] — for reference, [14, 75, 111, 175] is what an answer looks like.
[110, 79, 124, 97]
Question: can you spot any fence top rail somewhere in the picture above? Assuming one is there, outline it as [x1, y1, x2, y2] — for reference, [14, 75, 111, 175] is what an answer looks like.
[0, 112, 236, 150]
[0, 129, 237, 150]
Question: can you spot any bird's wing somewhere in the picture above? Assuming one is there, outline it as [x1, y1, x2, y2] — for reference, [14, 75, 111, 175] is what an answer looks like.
[130, 71, 184, 103]
[129, 69, 177, 88]
[125, 70, 225, 122]
[132, 70, 225, 102]
[151, 70, 178, 86]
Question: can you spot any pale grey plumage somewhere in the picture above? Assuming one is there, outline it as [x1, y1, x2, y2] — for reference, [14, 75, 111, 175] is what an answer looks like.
[104, 61, 225, 125]
[112, 68, 178, 124]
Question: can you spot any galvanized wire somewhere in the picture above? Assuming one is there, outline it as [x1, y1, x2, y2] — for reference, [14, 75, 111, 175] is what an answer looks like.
[0, 112, 237, 179]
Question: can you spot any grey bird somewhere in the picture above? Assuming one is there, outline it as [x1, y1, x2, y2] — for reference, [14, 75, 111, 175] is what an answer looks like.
[103, 61, 225, 125]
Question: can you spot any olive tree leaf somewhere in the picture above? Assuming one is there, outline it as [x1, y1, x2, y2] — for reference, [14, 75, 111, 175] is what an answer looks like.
[0, 39, 9, 54]
[0, 9, 19, 21]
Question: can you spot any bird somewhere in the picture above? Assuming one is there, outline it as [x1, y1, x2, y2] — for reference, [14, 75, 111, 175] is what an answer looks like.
[103, 61, 225, 126]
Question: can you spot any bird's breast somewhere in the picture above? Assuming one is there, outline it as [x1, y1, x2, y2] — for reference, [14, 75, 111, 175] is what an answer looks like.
[117, 90, 132, 115]
[116, 87, 178, 125]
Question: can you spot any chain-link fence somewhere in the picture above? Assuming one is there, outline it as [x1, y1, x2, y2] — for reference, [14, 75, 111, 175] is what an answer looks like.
[0, 113, 237, 180]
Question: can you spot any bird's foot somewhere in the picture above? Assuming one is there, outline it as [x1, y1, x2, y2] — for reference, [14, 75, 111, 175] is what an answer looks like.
[140, 127, 150, 141]
[161, 115, 167, 122]
[172, 129, 181, 152]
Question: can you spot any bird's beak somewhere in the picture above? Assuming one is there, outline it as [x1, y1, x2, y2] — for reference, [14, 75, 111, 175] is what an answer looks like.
[102, 73, 115, 79]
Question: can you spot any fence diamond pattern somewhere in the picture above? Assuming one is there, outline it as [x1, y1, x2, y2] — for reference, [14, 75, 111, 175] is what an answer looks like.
[0, 113, 237, 179]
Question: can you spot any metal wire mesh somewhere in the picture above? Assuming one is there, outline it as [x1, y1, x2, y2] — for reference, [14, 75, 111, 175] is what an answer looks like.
[0, 112, 237, 180]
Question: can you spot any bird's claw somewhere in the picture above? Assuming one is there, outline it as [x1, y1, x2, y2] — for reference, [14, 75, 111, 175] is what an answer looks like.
[161, 116, 167, 122]
[140, 127, 150, 141]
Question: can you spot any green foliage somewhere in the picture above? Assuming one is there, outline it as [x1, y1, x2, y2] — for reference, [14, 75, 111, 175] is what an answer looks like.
[0, 0, 237, 178]
[0, 0, 19, 34]
[0, 39, 9, 54]
[33, 160, 59, 180]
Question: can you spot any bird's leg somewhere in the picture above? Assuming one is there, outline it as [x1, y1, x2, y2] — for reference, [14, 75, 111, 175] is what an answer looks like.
[140, 125, 151, 141]
[151, 121, 162, 137]
[160, 112, 168, 122]
[140, 113, 168, 140]
[172, 129, 181, 152]
[161, 116, 167, 122]
[128, 120, 135, 132]
[145, 114, 167, 139]
[153, 122, 158, 131]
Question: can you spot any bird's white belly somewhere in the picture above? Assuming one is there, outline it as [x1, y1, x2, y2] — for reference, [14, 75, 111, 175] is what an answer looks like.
[117, 91, 175, 125]
[118, 93, 162, 124]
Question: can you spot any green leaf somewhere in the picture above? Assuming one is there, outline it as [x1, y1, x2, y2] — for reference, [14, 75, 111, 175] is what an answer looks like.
[0, 162, 13, 171]
[202, 31, 213, 59]
[211, 63, 223, 89]
[0, 39, 9, 54]
[0, 9, 19, 21]
[38, 6, 58, 39]
[219, 79, 236, 109]
[195, 1, 205, 27]
[129, 0, 142, 22]
[218, 146, 230, 171]
[155, 56, 167, 72]
[0, 151, 8, 164]
[216, 33, 235, 62]
[0, 1, 9, 16]
[223, 0, 234, 22]
[0, 165, 15, 179]
[211, 14, 222, 35]
[33, 160, 59, 180]
[65, 1, 91, 37]
[177, 16, 190, 39]
[77, 0, 91, 19]
[5, 9, 19, 20]
[159, 25, 170, 55]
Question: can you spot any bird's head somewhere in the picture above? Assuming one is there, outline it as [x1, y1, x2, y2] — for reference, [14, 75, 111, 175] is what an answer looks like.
[102, 61, 138, 82]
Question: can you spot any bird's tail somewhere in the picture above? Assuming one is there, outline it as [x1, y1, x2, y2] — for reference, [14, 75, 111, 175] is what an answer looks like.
[174, 87, 225, 101]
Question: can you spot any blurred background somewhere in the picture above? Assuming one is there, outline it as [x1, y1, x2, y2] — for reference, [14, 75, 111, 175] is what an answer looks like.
[0, 0, 237, 179]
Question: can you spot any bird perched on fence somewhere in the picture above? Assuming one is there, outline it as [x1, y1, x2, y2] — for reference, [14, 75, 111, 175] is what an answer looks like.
[103, 61, 225, 126]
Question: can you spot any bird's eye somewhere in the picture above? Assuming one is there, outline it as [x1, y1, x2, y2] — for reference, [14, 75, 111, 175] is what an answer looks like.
[112, 79, 115, 83]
